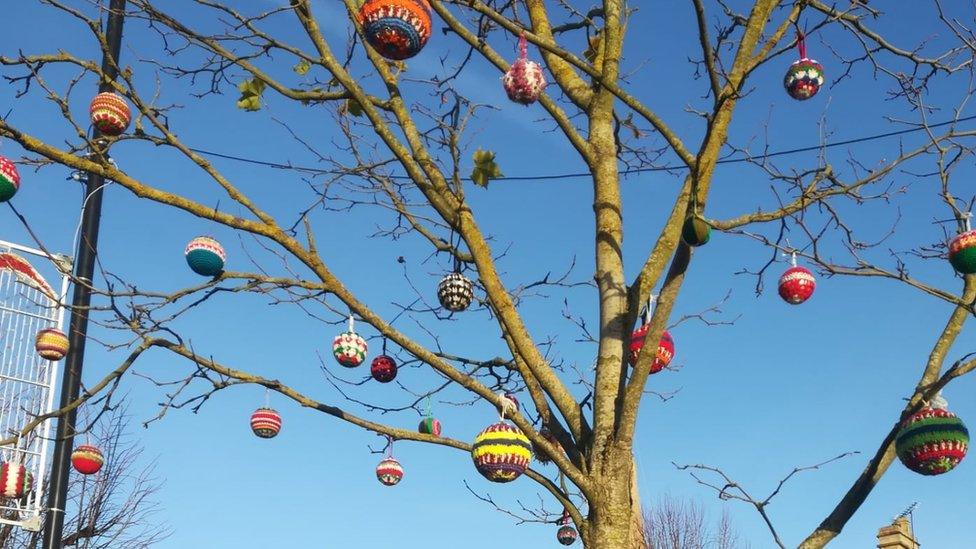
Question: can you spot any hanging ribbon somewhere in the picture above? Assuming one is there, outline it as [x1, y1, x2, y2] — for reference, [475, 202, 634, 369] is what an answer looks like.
[386, 435, 395, 459]
[517, 32, 529, 61]
[641, 294, 657, 326]
[790, 250, 798, 268]
[424, 395, 433, 420]
[795, 26, 807, 59]
[930, 391, 949, 411]
[963, 212, 973, 232]
[561, 510, 570, 525]
[264, 387, 271, 409]
[347, 314, 355, 334]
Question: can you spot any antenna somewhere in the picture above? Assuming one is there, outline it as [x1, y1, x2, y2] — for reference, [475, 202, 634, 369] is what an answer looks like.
[895, 502, 918, 521]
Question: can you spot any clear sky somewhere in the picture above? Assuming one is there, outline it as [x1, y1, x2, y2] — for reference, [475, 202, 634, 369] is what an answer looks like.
[2, 1, 975, 548]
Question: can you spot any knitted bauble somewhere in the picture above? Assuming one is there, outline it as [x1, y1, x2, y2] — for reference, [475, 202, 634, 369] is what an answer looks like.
[784, 58, 824, 101]
[333, 331, 368, 367]
[627, 326, 675, 374]
[502, 35, 547, 105]
[250, 408, 282, 439]
[89, 92, 131, 136]
[557, 525, 578, 545]
[681, 216, 711, 247]
[778, 266, 816, 305]
[376, 457, 404, 486]
[438, 272, 474, 312]
[70, 445, 104, 475]
[471, 422, 532, 483]
[896, 407, 969, 476]
[533, 426, 561, 464]
[949, 230, 976, 274]
[418, 417, 442, 437]
[36, 328, 69, 361]
[358, 0, 432, 61]
[185, 236, 226, 277]
[0, 156, 21, 203]
[370, 355, 398, 383]
[0, 463, 31, 499]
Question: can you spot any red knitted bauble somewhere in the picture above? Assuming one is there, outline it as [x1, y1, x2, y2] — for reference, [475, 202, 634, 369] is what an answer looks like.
[370, 355, 398, 383]
[250, 407, 282, 439]
[627, 326, 675, 374]
[502, 35, 547, 105]
[71, 445, 105, 475]
[778, 266, 816, 305]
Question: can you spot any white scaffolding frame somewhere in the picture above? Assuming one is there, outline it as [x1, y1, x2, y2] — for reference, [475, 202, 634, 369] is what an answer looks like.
[0, 238, 71, 531]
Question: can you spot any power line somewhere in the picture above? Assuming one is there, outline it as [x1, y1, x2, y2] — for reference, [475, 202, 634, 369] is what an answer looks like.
[187, 114, 976, 182]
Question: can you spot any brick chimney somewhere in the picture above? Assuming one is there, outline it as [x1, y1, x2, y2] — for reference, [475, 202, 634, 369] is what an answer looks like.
[877, 517, 919, 549]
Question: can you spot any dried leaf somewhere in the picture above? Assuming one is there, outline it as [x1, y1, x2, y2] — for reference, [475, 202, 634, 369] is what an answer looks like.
[293, 59, 311, 75]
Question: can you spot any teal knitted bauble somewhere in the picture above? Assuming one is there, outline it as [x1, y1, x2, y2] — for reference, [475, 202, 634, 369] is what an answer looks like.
[949, 230, 976, 274]
[184, 236, 226, 277]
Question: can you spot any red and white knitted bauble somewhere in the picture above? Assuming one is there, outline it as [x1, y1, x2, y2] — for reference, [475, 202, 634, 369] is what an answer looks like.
[778, 266, 816, 305]
[250, 407, 282, 439]
[376, 457, 404, 486]
[71, 445, 104, 475]
[89, 92, 131, 136]
[627, 326, 675, 374]
[0, 462, 31, 499]
[0, 156, 21, 203]
[502, 35, 547, 105]
[333, 331, 368, 367]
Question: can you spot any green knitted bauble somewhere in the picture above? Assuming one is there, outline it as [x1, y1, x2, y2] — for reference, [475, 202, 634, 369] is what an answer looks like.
[681, 216, 711, 247]
[895, 407, 969, 476]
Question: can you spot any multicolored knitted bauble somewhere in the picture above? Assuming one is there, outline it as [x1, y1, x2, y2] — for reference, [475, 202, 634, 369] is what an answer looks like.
[0, 462, 31, 499]
[471, 422, 533, 483]
[784, 58, 824, 100]
[438, 272, 474, 312]
[185, 236, 226, 277]
[502, 34, 547, 105]
[89, 92, 131, 136]
[333, 330, 368, 367]
[70, 445, 104, 475]
[35, 328, 69, 361]
[948, 230, 976, 274]
[0, 156, 21, 203]
[627, 326, 675, 374]
[370, 355, 398, 383]
[250, 407, 282, 439]
[376, 457, 404, 486]
[557, 525, 578, 545]
[418, 417, 442, 437]
[681, 216, 711, 247]
[533, 426, 562, 464]
[358, 0, 432, 61]
[778, 266, 816, 305]
[896, 407, 969, 476]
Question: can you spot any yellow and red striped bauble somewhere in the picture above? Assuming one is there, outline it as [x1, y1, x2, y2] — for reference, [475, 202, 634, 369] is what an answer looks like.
[71, 445, 104, 475]
[0, 156, 20, 203]
[471, 422, 532, 483]
[35, 328, 69, 361]
[89, 92, 131, 136]
[0, 462, 32, 499]
[250, 407, 282, 439]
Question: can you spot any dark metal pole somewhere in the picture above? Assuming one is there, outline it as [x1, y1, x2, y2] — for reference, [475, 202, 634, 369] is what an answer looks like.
[42, 1, 126, 547]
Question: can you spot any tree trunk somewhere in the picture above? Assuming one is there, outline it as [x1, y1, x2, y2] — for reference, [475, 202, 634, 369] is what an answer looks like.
[584, 451, 643, 549]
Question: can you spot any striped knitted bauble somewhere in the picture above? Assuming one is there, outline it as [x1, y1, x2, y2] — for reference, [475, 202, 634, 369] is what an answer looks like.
[0, 156, 20, 203]
[681, 216, 711, 247]
[250, 407, 282, 439]
[418, 417, 442, 436]
[896, 407, 968, 476]
[438, 272, 474, 312]
[185, 236, 226, 277]
[502, 35, 547, 105]
[0, 462, 31, 499]
[370, 355, 398, 383]
[778, 266, 816, 305]
[358, 0, 432, 61]
[333, 331, 368, 367]
[557, 525, 578, 545]
[471, 422, 532, 483]
[35, 328, 69, 361]
[89, 92, 131, 136]
[784, 58, 824, 100]
[71, 445, 104, 475]
[627, 326, 675, 374]
[376, 457, 404, 486]
[949, 230, 976, 274]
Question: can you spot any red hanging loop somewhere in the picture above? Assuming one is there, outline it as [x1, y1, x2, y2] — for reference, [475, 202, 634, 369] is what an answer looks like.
[561, 510, 570, 525]
[518, 32, 528, 61]
[795, 28, 807, 59]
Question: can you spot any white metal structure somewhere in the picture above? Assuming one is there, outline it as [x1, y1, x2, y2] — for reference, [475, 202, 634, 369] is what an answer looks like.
[0, 239, 71, 531]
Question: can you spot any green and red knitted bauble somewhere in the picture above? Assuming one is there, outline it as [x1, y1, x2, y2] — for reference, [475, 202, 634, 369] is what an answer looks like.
[0, 462, 31, 499]
[358, 0, 432, 61]
[333, 329, 368, 368]
[778, 265, 816, 305]
[471, 421, 532, 483]
[681, 216, 711, 247]
[556, 511, 577, 545]
[896, 407, 968, 476]
[370, 355, 397, 383]
[376, 457, 404, 486]
[418, 416, 442, 436]
[0, 156, 21, 203]
[71, 445, 104, 475]
[783, 30, 824, 101]
[250, 407, 282, 439]
[185, 236, 226, 277]
[35, 328, 69, 361]
[503, 34, 547, 105]
[949, 230, 976, 274]
[89, 92, 131, 136]
[628, 326, 675, 374]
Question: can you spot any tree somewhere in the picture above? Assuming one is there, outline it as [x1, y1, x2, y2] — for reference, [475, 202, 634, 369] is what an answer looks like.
[644, 495, 746, 549]
[0, 406, 169, 548]
[1, 1, 974, 547]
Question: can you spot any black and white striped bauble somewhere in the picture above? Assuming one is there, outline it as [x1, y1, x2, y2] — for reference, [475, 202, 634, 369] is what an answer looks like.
[438, 272, 474, 312]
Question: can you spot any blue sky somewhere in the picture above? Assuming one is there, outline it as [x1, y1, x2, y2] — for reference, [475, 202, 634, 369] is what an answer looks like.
[2, 1, 975, 548]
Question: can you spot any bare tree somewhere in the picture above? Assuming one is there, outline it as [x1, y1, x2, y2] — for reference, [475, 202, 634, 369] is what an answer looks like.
[644, 495, 746, 549]
[0, 1, 974, 548]
[0, 405, 169, 548]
